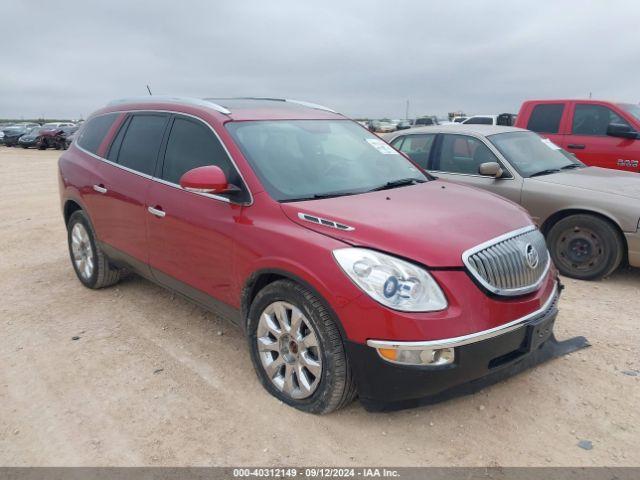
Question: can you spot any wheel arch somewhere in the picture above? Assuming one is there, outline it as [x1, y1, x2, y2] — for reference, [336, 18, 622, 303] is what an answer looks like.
[63, 199, 84, 226]
[240, 268, 349, 341]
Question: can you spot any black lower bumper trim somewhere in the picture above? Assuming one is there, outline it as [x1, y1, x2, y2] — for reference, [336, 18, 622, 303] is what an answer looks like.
[346, 306, 589, 412]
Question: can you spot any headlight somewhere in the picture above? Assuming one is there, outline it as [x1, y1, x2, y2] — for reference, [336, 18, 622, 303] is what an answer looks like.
[333, 248, 447, 312]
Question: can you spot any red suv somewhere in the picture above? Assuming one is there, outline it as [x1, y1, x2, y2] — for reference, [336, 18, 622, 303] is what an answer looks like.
[516, 100, 640, 172]
[59, 97, 561, 413]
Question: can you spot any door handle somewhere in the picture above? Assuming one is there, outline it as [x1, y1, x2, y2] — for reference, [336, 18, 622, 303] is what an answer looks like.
[147, 206, 166, 218]
[567, 144, 586, 149]
[93, 184, 107, 194]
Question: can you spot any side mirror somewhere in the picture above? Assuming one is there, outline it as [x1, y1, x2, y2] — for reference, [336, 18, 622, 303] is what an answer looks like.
[478, 162, 504, 178]
[179, 165, 230, 194]
[606, 123, 639, 139]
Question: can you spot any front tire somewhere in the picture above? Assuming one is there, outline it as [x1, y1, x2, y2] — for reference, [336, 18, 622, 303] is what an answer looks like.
[67, 210, 121, 289]
[247, 280, 356, 414]
[547, 214, 623, 280]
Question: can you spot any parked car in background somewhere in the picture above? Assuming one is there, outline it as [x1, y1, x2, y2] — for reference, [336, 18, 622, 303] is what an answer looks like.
[59, 96, 563, 413]
[515, 99, 640, 173]
[42, 122, 76, 129]
[463, 114, 517, 126]
[413, 116, 438, 127]
[38, 127, 67, 149]
[61, 125, 80, 149]
[17, 127, 44, 148]
[369, 120, 396, 133]
[1, 125, 32, 146]
[395, 120, 412, 130]
[452, 116, 468, 123]
[385, 124, 640, 280]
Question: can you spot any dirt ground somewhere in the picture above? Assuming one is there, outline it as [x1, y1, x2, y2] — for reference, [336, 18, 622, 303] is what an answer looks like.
[0, 146, 638, 467]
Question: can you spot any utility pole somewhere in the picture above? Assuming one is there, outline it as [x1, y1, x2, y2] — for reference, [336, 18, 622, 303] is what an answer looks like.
[405, 100, 409, 120]
[146, 85, 153, 96]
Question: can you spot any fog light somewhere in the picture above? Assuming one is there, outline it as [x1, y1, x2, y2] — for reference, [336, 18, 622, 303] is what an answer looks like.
[376, 347, 455, 366]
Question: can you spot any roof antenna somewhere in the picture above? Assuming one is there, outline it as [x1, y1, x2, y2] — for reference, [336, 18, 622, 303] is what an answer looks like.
[146, 84, 153, 96]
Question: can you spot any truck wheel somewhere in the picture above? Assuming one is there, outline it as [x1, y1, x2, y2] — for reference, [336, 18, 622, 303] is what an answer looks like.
[247, 280, 357, 414]
[67, 210, 121, 289]
[547, 214, 623, 280]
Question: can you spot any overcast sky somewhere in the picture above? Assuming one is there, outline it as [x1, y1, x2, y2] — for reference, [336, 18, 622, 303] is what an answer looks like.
[2, 0, 639, 120]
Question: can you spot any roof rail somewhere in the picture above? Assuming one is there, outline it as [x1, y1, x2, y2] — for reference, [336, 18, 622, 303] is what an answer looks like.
[206, 97, 337, 113]
[106, 96, 231, 115]
[284, 99, 336, 113]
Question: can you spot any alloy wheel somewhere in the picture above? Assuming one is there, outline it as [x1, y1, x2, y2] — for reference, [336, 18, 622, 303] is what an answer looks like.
[256, 301, 322, 399]
[70, 222, 95, 280]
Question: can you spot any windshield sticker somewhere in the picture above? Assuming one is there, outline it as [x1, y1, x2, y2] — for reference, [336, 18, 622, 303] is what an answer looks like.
[366, 138, 399, 155]
[541, 138, 562, 150]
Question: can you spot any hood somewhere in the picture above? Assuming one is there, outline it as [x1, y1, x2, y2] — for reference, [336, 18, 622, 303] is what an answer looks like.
[531, 167, 640, 199]
[280, 180, 533, 267]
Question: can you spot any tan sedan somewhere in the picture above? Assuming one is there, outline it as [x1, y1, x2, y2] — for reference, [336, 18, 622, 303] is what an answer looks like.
[383, 124, 640, 280]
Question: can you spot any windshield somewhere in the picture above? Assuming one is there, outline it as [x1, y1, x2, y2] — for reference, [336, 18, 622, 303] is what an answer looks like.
[488, 131, 582, 177]
[618, 103, 640, 123]
[226, 120, 427, 201]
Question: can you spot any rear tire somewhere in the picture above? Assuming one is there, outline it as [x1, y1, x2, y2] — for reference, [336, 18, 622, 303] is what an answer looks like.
[67, 210, 121, 289]
[247, 280, 357, 414]
[547, 214, 623, 280]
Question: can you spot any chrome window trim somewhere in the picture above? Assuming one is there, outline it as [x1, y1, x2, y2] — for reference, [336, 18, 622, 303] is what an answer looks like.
[367, 281, 558, 351]
[461, 225, 551, 297]
[76, 109, 253, 206]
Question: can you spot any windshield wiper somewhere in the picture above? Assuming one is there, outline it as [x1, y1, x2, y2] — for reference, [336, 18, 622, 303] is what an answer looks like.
[280, 191, 361, 203]
[529, 169, 560, 178]
[560, 164, 583, 170]
[367, 177, 427, 192]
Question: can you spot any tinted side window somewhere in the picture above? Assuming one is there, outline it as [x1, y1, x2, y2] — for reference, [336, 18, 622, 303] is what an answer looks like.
[435, 134, 498, 175]
[76, 113, 118, 154]
[527, 104, 564, 133]
[572, 104, 630, 136]
[465, 117, 493, 125]
[397, 134, 436, 168]
[390, 137, 404, 150]
[115, 114, 168, 175]
[161, 117, 236, 185]
[106, 117, 129, 161]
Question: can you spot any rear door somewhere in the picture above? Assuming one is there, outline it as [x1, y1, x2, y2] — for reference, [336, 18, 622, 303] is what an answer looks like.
[146, 114, 249, 314]
[91, 112, 169, 265]
[564, 102, 640, 172]
[389, 133, 437, 169]
[428, 133, 523, 204]
[523, 102, 567, 147]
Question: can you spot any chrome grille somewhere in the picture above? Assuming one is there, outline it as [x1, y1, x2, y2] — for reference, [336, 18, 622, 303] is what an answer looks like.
[462, 226, 550, 296]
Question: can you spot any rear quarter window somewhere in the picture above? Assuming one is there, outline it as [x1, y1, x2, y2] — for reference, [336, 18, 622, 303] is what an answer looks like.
[76, 113, 118, 154]
[526, 104, 564, 133]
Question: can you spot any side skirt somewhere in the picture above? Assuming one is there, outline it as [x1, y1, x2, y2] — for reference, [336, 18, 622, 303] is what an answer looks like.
[99, 242, 242, 326]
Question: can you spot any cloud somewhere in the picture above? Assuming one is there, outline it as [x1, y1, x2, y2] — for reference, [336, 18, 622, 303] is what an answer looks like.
[2, 0, 638, 119]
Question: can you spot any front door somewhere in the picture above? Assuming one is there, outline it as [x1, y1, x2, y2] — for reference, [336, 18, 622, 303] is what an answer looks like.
[565, 102, 640, 173]
[146, 114, 248, 316]
[428, 133, 523, 204]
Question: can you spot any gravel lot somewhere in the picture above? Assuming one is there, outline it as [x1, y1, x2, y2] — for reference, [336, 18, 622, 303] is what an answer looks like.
[1, 146, 639, 467]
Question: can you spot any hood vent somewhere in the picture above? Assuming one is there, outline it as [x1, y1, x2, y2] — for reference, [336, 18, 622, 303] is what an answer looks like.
[297, 212, 355, 231]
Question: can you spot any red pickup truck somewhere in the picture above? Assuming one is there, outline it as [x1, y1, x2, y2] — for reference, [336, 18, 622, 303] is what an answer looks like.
[515, 100, 640, 173]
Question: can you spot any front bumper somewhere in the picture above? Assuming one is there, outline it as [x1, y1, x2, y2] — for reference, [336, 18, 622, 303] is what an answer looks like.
[346, 284, 589, 411]
[625, 231, 640, 268]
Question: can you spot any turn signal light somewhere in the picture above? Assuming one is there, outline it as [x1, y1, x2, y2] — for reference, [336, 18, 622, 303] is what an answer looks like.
[375, 347, 455, 366]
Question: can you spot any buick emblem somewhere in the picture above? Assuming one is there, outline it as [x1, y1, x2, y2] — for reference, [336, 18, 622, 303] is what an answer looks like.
[524, 243, 539, 269]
